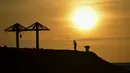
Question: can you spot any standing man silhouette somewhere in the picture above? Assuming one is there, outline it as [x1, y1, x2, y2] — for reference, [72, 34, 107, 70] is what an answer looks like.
[73, 40, 77, 51]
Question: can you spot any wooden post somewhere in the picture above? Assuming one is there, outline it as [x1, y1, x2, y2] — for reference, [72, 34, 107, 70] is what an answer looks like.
[4, 23, 26, 49]
[16, 31, 19, 49]
[36, 24, 39, 51]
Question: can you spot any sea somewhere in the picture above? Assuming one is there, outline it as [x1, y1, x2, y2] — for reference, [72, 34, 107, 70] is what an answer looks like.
[113, 63, 130, 71]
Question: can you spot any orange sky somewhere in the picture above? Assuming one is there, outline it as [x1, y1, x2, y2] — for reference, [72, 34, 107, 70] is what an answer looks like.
[0, 0, 130, 62]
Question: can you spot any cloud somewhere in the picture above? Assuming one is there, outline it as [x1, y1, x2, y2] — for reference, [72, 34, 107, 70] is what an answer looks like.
[76, 37, 130, 41]
[74, 0, 120, 5]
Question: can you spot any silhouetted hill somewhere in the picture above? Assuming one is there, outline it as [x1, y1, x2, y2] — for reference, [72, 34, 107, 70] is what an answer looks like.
[0, 47, 129, 73]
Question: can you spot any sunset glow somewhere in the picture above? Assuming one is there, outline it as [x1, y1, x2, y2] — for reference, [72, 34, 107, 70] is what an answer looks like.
[71, 7, 100, 30]
[1, 0, 130, 62]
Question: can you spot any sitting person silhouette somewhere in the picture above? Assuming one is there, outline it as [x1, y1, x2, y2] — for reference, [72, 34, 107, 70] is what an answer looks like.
[73, 40, 77, 51]
[4, 45, 7, 48]
[84, 45, 90, 52]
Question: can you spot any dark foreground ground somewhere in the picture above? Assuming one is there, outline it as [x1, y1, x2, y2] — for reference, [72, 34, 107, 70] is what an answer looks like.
[0, 47, 130, 73]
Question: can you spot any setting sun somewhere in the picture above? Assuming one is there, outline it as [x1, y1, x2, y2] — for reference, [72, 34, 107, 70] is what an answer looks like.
[71, 7, 100, 30]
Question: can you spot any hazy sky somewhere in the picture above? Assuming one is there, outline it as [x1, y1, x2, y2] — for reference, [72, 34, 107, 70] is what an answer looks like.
[0, 0, 130, 62]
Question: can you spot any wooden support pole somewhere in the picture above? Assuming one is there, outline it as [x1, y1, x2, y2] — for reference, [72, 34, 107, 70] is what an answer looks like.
[36, 24, 39, 51]
[16, 31, 19, 49]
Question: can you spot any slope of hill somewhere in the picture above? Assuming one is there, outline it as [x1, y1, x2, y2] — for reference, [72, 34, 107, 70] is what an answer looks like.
[0, 47, 129, 73]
